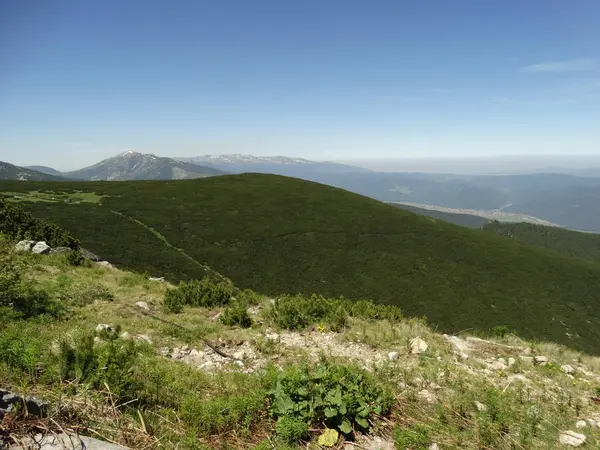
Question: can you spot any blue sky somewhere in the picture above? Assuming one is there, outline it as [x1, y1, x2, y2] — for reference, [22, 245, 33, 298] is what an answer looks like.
[1, 0, 599, 169]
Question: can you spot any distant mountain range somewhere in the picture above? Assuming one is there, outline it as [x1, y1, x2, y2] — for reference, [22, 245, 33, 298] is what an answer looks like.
[178, 154, 371, 177]
[24, 165, 64, 177]
[62, 151, 225, 181]
[0, 161, 63, 181]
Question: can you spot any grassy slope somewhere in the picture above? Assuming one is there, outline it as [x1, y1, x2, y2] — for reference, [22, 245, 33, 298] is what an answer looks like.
[3, 246, 600, 449]
[484, 221, 600, 262]
[3, 175, 600, 353]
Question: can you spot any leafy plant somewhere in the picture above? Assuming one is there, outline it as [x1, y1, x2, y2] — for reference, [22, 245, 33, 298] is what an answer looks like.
[269, 362, 393, 439]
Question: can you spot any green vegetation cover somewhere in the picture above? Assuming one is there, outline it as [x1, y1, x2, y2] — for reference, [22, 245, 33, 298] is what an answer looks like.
[484, 221, 600, 263]
[2, 174, 600, 353]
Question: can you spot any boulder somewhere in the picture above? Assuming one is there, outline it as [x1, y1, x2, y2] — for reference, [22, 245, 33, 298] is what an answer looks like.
[149, 276, 165, 282]
[95, 261, 115, 269]
[533, 355, 548, 365]
[474, 401, 488, 412]
[561, 364, 575, 375]
[0, 389, 48, 418]
[388, 351, 400, 361]
[136, 334, 153, 344]
[409, 337, 428, 355]
[95, 324, 115, 333]
[429, 445, 440, 450]
[10, 432, 128, 449]
[49, 246, 72, 255]
[558, 430, 586, 447]
[417, 389, 437, 404]
[135, 301, 150, 311]
[80, 248, 101, 261]
[31, 241, 51, 254]
[14, 240, 35, 252]
[575, 420, 587, 429]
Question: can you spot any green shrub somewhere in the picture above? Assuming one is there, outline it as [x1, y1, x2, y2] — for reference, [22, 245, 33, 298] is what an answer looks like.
[0, 253, 62, 318]
[181, 389, 267, 436]
[0, 324, 45, 375]
[58, 281, 114, 306]
[267, 294, 402, 331]
[65, 249, 86, 266]
[57, 332, 141, 400]
[220, 300, 252, 328]
[268, 294, 334, 330]
[164, 277, 236, 313]
[492, 325, 511, 338]
[276, 416, 309, 444]
[0, 199, 79, 248]
[269, 362, 394, 438]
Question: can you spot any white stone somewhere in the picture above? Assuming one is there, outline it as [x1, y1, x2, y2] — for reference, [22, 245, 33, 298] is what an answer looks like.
[149, 276, 165, 282]
[561, 364, 575, 375]
[388, 351, 400, 361]
[95, 324, 113, 333]
[417, 389, 437, 404]
[508, 357, 516, 367]
[559, 430, 586, 447]
[533, 355, 548, 365]
[136, 334, 152, 344]
[14, 240, 35, 252]
[428, 444, 439, 450]
[31, 241, 51, 254]
[485, 358, 507, 371]
[575, 420, 587, 429]
[119, 332, 131, 340]
[409, 337, 428, 355]
[135, 301, 150, 311]
[95, 261, 115, 269]
[474, 401, 488, 412]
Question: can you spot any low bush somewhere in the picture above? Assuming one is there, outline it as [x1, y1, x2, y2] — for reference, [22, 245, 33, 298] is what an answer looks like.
[269, 361, 394, 439]
[220, 300, 252, 328]
[0, 253, 62, 318]
[267, 294, 403, 331]
[0, 324, 45, 375]
[57, 332, 142, 400]
[164, 277, 236, 313]
[58, 281, 114, 307]
[276, 416, 309, 444]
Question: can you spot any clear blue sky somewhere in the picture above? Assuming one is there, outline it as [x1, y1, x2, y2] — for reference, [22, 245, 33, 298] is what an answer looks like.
[1, 0, 599, 169]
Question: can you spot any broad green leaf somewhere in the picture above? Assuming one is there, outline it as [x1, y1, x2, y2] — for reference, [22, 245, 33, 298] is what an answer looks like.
[339, 419, 352, 434]
[318, 428, 339, 447]
[355, 416, 369, 429]
[324, 406, 338, 417]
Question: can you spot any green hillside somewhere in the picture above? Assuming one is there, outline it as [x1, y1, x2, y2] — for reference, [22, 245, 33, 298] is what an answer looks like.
[484, 221, 600, 262]
[3, 174, 600, 354]
[389, 203, 488, 228]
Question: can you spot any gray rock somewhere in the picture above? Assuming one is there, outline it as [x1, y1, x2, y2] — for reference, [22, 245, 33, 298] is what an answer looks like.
[417, 389, 437, 404]
[409, 337, 428, 355]
[388, 351, 400, 361]
[49, 246, 72, 255]
[14, 240, 35, 252]
[508, 357, 516, 367]
[135, 301, 150, 311]
[11, 432, 128, 449]
[474, 401, 488, 412]
[95, 261, 115, 269]
[31, 241, 51, 254]
[575, 420, 587, 429]
[533, 355, 548, 365]
[136, 334, 153, 344]
[148, 276, 165, 282]
[95, 324, 115, 333]
[0, 390, 47, 418]
[80, 248, 101, 261]
[561, 364, 575, 375]
[429, 444, 440, 450]
[559, 430, 586, 447]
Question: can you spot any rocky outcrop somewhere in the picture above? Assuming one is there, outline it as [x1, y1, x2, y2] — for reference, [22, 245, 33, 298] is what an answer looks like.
[14, 240, 35, 252]
[31, 241, 51, 254]
[10, 433, 128, 449]
[0, 389, 48, 418]
[559, 430, 586, 447]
